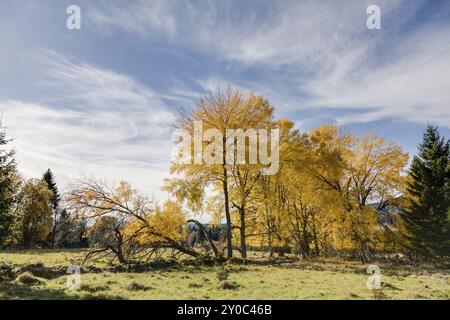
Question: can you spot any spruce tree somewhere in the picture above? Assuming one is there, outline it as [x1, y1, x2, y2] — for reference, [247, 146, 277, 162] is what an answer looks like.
[42, 168, 61, 248]
[0, 124, 19, 246]
[401, 125, 450, 257]
[42, 169, 60, 210]
[54, 208, 72, 247]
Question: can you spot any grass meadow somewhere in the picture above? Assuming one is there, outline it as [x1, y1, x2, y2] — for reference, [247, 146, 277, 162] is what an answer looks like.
[0, 250, 448, 300]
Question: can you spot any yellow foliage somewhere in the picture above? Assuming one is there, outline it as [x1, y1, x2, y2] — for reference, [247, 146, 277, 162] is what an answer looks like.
[124, 200, 186, 245]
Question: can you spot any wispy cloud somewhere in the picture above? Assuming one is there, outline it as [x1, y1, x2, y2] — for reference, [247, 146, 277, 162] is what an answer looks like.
[86, 1, 412, 68]
[86, 0, 176, 38]
[2, 51, 176, 197]
[85, 0, 450, 127]
[305, 21, 450, 127]
[2, 0, 450, 204]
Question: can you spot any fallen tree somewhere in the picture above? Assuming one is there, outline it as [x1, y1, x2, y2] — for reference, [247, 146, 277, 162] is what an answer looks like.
[66, 177, 206, 264]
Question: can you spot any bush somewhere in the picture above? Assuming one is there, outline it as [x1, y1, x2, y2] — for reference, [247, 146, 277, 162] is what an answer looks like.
[80, 283, 110, 293]
[15, 272, 44, 285]
[19, 263, 65, 279]
[371, 289, 387, 300]
[149, 258, 178, 269]
[127, 281, 151, 291]
[198, 255, 218, 266]
[217, 281, 240, 290]
[216, 267, 230, 281]
[0, 261, 16, 283]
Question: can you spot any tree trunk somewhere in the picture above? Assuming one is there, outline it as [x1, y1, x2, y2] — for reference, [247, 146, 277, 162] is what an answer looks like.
[302, 234, 310, 258]
[187, 219, 219, 258]
[51, 208, 58, 249]
[222, 167, 233, 258]
[114, 226, 128, 265]
[311, 216, 320, 256]
[313, 235, 320, 256]
[358, 240, 371, 263]
[268, 231, 274, 257]
[240, 207, 247, 258]
[301, 221, 310, 258]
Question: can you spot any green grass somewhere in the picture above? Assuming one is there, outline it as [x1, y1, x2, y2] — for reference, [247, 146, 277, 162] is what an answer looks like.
[0, 249, 89, 267]
[0, 250, 448, 300]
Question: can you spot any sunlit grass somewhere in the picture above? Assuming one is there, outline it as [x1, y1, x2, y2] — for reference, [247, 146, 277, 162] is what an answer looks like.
[1, 250, 448, 300]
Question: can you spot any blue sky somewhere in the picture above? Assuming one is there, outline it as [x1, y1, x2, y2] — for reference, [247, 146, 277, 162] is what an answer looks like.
[1, 0, 450, 200]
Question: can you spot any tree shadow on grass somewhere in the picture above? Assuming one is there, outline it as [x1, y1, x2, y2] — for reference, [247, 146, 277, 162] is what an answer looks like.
[0, 282, 126, 300]
[0, 282, 79, 300]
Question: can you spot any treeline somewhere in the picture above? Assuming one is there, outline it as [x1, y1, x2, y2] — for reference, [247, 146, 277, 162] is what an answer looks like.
[0, 167, 87, 249]
[0, 122, 89, 248]
[0, 88, 449, 263]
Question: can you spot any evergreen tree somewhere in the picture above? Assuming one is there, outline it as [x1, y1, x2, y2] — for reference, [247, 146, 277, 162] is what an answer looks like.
[42, 169, 60, 210]
[0, 124, 19, 247]
[42, 168, 61, 248]
[401, 125, 450, 257]
[52, 209, 75, 248]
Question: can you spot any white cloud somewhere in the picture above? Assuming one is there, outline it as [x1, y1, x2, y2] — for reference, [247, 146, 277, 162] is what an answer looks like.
[86, 1, 409, 68]
[311, 24, 450, 127]
[85, 0, 450, 127]
[2, 0, 450, 208]
[1, 51, 177, 198]
[86, 0, 176, 38]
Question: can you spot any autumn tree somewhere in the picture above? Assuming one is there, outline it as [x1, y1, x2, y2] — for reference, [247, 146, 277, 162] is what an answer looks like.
[18, 179, 53, 248]
[304, 125, 408, 261]
[251, 120, 330, 257]
[227, 94, 276, 258]
[248, 120, 297, 256]
[281, 169, 327, 257]
[253, 173, 292, 256]
[123, 200, 189, 260]
[169, 87, 276, 258]
[68, 178, 199, 264]
[89, 215, 119, 248]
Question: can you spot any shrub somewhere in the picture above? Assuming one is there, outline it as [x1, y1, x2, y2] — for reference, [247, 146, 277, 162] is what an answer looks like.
[127, 281, 151, 291]
[0, 261, 16, 283]
[198, 255, 217, 266]
[371, 289, 387, 300]
[149, 258, 178, 269]
[19, 263, 64, 279]
[80, 283, 110, 293]
[217, 281, 240, 290]
[216, 267, 230, 281]
[83, 293, 126, 300]
[15, 272, 44, 285]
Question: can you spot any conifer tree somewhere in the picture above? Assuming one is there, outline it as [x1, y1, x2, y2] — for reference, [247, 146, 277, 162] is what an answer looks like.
[43, 169, 60, 210]
[0, 124, 19, 247]
[401, 125, 450, 257]
[42, 168, 61, 247]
